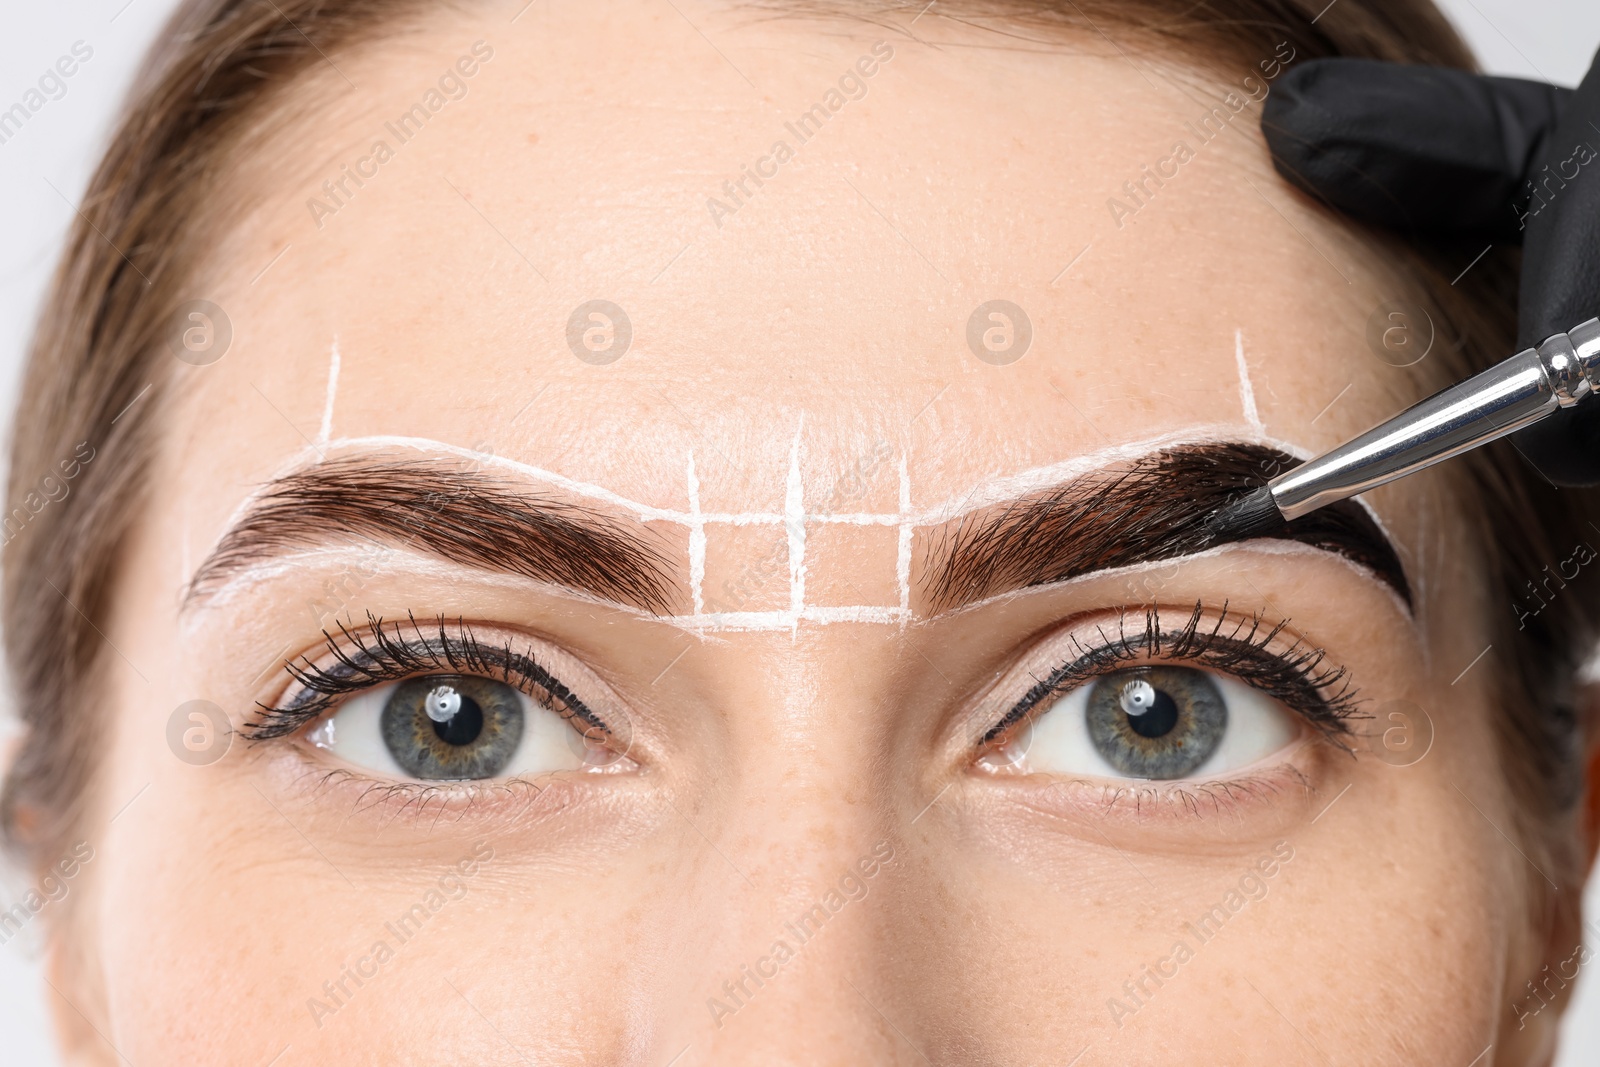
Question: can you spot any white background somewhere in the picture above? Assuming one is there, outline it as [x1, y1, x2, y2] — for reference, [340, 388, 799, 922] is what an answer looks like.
[2, 1, 1599, 1063]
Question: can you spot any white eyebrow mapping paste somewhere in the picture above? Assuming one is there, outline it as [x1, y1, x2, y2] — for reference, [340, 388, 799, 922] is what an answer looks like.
[198, 334, 1393, 633]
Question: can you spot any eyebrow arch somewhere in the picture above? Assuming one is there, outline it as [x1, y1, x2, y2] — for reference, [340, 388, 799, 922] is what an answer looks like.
[184, 457, 682, 614]
[922, 442, 1411, 613]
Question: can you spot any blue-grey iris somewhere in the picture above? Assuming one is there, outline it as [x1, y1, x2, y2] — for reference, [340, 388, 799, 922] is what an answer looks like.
[380, 674, 525, 779]
[1086, 666, 1227, 778]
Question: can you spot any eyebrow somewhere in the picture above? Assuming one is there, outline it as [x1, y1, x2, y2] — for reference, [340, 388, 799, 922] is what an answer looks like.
[184, 458, 682, 614]
[922, 442, 1411, 613]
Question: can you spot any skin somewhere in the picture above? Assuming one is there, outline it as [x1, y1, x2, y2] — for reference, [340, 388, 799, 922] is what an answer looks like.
[36, 2, 1598, 1064]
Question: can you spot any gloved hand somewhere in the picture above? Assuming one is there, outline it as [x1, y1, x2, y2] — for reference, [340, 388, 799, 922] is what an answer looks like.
[1261, 49, 1600, 486]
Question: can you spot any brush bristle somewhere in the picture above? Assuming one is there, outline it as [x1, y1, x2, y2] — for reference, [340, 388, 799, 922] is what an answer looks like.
[1201, 485, 1284, 544]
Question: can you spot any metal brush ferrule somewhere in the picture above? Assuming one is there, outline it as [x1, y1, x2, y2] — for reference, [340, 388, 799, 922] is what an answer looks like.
[1268, 317, 1600, 522]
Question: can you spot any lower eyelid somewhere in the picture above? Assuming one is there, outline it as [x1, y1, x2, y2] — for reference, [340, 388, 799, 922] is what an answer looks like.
[988, 758, 1320, 829]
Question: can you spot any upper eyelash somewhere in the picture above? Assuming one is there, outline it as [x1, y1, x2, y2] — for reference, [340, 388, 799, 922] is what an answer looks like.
[244, 611, 605, 742]
[251, 605, 1351, 761]
[981, 601, 1363, 748]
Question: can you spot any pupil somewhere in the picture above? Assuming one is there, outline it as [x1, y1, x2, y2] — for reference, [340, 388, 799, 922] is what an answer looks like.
[431, 694, 485, 746]
[1123, 680, 1179, 738]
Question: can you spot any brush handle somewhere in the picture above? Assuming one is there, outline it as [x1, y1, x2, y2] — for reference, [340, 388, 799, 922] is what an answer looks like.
[1269, 317, 1600, 521]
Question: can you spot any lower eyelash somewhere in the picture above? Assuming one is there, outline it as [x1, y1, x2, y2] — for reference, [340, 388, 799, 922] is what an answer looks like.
[1060, 765, 1317, 820]
[244, 611, 605, 742]
[293, 764, 556, 823]
[982, 601, 1363, 748]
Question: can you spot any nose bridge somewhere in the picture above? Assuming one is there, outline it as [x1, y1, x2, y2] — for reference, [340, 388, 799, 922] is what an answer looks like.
[644, 631, 917, 1065]
[662, 835, 913, 1065]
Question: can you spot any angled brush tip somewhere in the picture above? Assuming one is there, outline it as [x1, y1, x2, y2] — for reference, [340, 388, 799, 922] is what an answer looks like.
[1201, 485, 1285, 544]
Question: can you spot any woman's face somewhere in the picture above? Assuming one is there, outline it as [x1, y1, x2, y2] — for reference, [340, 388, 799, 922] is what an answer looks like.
[58, 4, 1571, 1064]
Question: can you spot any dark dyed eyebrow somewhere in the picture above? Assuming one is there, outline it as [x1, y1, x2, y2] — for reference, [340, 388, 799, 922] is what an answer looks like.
[923, 442, 1411, 613]
[184, 458, 682, 614]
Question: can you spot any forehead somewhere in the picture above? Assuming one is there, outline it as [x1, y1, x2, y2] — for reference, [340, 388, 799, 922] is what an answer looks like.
[167, 3, 1409, 532]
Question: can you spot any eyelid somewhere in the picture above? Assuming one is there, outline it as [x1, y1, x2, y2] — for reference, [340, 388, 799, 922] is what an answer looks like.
[978, 602, 1361, 752]
[244, 611, 613, 745]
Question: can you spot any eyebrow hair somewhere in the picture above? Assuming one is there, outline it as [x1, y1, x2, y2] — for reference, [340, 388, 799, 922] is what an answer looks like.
[184, 458, 682, 614]
[922, 442, 1411, 612]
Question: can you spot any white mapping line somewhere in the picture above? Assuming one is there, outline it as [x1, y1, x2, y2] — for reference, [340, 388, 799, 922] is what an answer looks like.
[313, 435, 690, 522]
[924, 538, 1414, 626]
[181, 542, 923, 633]
[181, 545, 664, 626]
[687, 451, 705, 615]
[803, 512, 904, 525]
[908, 425, 1312, 525]
[187, 539, 1409, 634]
[317, 336, 342, 447]
[667, 606, 912, 631]
[1235, 328, 1264, 434]
[785, 419, 807, 625]
[285, 429, 1315, 530]
[702, 510, 797, 524]
[897, 452, 912, 615]
[187, 434, 713, 592]
[203, 428, 1401, 631]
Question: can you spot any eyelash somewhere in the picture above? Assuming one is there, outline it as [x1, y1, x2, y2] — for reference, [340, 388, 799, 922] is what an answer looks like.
[244, 612, 605, 743]
[249, 604, 1353, 785]
[981, 601, 1362, 749]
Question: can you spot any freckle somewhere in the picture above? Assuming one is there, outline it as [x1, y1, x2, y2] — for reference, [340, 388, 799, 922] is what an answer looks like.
[527, 132, 540, 145]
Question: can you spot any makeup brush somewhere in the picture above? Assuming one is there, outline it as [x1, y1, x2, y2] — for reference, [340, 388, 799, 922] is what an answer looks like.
[1202, 316, 1600, 542]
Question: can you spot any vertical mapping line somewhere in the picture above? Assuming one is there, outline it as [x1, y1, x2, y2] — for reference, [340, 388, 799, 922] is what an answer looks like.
[317, 336, 342, 447]
[897, 452, 912, 619]
[1235, 328, 1263, 433]
[785, 419, 807, 628]
[687, 451, 706, 615]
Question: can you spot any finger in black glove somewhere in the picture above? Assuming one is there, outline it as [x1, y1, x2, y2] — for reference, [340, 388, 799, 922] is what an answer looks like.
[1262, 50, 1600, 485]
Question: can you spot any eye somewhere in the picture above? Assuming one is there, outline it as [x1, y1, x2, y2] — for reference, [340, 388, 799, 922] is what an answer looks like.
[987, 664, 1300, 781]
[249, 616, 637, 783]
[304, 673, 608, 782]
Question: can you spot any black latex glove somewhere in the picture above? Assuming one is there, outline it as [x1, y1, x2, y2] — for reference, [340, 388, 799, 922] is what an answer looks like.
[1261, 51, 1600, 486]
